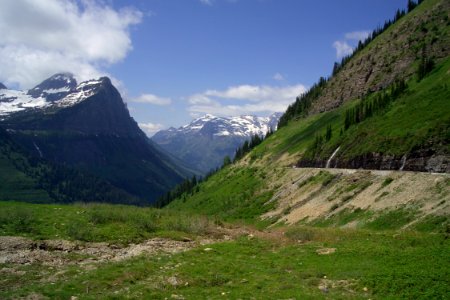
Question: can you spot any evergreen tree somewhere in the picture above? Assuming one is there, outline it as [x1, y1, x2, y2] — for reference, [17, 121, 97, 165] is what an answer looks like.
[325, 125, 332, 141]
[222, 155, 232, 167]
[407, 0, 417, 12]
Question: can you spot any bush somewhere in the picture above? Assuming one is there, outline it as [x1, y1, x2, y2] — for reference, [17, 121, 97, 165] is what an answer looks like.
[285, 227, 316, 242]
[66, 220, 93, 241]
[161, 215, 211, 235]
[381, 177, 394, 188]
[0, 206, 37, 234]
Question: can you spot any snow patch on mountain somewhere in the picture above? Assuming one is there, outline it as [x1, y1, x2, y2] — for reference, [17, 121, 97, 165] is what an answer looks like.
[0, 75, 105, 116]
[159, 113, 281, 138]
[0, 90, 47, 115]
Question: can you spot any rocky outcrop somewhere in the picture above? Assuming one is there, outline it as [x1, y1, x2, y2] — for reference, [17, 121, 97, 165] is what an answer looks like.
[297, 150, 449, 173]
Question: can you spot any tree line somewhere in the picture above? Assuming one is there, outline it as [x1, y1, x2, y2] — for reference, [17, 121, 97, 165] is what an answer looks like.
[344, 79, 407, 130]
[278, 77, 328, 128]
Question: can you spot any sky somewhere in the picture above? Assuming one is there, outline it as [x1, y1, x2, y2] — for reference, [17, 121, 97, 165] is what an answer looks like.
[0, 0, 408, 136]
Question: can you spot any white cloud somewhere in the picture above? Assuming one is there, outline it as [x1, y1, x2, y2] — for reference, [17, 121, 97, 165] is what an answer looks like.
[273, 72, 285, 81]
[132, 94, 172, 106]
[187, 84, 307, 117]
[345, 31, 370, 41]
[200, 0, 214, 5]
[0, 0, 142, 89]
[139, 122, 165, 136]
[199, 0, 238, 5]
[333, 41, 353, 59]
[333, 30, 370, 59]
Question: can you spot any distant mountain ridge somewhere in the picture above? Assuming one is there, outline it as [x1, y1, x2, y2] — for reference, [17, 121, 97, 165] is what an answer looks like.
[152, 113, 281, 174]
[0, 73, 192, 204]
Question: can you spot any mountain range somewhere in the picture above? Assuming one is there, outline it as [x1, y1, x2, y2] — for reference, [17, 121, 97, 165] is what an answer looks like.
[0, 74, 194, 204]
[152, 113, 281, 174]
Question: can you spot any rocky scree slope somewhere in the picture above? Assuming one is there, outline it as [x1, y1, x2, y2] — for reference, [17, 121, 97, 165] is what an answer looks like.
[308, 0, 450, 114]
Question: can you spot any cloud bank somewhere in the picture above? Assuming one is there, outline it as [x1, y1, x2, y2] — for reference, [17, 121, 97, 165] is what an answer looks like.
[139, 122, 165, 136]
[132, 94, 172, 106]
[187, 84, 307, 117]
[0, 0, 142, 89]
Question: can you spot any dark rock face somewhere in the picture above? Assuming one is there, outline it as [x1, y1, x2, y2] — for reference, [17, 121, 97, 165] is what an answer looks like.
[0, 83, 7, 90]
[1, 74, 189, 204]
[297, 150, 449, 173]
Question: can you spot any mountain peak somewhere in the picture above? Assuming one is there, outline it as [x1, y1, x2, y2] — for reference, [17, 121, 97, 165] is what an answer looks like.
[27, 73, 77, 101]
[0, 75, 116, 117]
[0, 83, 7, 90]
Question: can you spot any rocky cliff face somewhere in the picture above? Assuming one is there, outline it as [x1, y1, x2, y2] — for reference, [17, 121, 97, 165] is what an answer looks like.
[297, 149, 449, 173]
[0, 74, 190, 204]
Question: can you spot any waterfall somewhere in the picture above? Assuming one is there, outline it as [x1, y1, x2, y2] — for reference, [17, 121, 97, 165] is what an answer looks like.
[399, 154, 407, 171]
[33, 142, 43, 158]
[326, 146, 340, 168]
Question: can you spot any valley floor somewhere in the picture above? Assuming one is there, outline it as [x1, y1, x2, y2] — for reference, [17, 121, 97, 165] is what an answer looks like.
[0, 201, 449, 299]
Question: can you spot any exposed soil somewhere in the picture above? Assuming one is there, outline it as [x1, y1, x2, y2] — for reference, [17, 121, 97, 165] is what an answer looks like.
[0, 225, 289, 270]
[262, 167, 450, 226]
[0, 236, 214, 267]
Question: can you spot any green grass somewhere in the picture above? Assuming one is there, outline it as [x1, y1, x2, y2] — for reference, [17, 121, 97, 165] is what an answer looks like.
[413, 215, 450, 233]
[365, 209, 420, 231]
[0, 201, 213, 244]
[310, 207, 449, 233]
[1, 227, 448, 299]
[167, 166, 275, 226]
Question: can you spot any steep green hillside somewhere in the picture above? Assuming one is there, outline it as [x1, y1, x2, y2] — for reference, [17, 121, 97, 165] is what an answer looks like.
[168, 57, 449, 221]
[281, 57, 449, 171]
[0, 128, 142, 205]
[168, 0, 449, 226]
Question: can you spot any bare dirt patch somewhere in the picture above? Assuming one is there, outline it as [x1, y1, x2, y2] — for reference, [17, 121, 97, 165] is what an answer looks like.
[0, 236, 215, 267]
[262, 168, 450, 226]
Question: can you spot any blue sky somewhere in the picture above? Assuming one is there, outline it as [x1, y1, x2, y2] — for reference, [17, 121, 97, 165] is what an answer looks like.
[0, 0, 408, 135]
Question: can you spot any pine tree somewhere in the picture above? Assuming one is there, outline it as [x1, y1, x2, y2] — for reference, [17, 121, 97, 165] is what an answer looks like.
[222, 155, 231, 167]
[325, 125, 332, 141]
[407, 0, 417, 12]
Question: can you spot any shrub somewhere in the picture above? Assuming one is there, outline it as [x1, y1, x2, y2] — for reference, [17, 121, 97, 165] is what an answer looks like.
[0, 206, 37, 234]
[285, 227, 316, 242]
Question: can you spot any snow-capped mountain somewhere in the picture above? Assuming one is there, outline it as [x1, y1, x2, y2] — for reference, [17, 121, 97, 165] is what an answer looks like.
[0, 73, 194, 204]
[0, 73, 105, 117]
[161, 113, 281, 138]
[152, 113, 281, 174]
